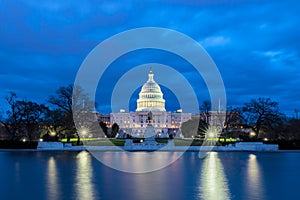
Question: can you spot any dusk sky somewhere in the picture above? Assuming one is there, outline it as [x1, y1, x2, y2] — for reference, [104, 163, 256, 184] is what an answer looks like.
[0, 0, 299, 116]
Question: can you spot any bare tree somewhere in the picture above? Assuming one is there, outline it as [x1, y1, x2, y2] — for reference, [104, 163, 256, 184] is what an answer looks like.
[223, 107, 240, 135]
[99, 121, 108, 137]
[240, 97, 282, 138]
[110, 123, 119, 138]
[199, 100, 211, 123]
[15, 100, 48, 141]
[47, 85, 96, 139]
[48, 85, 73, 113]
[1, 92, 48, 141]
[0, 92, 20, 140]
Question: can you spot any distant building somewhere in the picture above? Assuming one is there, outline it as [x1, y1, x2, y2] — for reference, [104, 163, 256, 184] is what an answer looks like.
[97, 68, 229, 138]
[200, 111, 226, 127]
[109, 68, 192, 137]
[97, 113, 110, 127]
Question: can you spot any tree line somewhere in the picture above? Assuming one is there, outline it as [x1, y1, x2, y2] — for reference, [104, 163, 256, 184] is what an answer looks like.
[1, 85, 299, 143]
[0, 85, 117, 142]
[182, 98, 300, 142]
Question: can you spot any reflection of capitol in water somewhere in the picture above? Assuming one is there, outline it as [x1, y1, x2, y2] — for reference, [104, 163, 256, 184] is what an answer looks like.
[106, 68, 192, 137]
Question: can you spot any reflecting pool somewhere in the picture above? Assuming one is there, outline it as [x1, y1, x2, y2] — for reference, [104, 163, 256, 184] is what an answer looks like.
[0, 151, 299, 200]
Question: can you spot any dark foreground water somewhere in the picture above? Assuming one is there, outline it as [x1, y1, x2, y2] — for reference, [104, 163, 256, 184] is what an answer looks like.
[0, 151, 299, 200]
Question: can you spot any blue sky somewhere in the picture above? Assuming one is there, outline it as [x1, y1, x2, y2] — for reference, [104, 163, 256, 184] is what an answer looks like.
[0, 0, 299, 116]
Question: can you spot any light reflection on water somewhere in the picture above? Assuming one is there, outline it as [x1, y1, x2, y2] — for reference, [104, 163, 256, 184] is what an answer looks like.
[199, 152, 231, 200]
[15, 162, 20, 184]
[46, 157, 60, 200]
[245, 154, 265, 200]
[75, 151, 99, 200]
[93, 151, 183, 173]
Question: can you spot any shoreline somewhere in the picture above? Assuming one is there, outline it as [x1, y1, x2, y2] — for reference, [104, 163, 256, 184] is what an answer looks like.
[35, 141, 279, 152]
[4, 141, 300, 152]
[1, 148, 300, 152]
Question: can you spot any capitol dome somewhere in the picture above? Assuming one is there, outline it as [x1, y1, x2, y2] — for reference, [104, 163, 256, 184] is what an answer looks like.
[136, 68, 166, 112]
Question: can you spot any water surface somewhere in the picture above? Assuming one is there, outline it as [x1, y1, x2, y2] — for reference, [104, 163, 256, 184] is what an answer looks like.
[0, 151, 299, 200]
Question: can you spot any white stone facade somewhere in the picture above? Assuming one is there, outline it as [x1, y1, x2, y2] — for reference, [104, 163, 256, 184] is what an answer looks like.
[110, 111, 191, 137]
[109, 68, 192, 137]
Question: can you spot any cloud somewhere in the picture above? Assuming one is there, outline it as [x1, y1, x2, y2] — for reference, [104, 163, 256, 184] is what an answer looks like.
[254, 50, 299, 66]
[200, 36, 231, 47]
[0, 0, 299, 116]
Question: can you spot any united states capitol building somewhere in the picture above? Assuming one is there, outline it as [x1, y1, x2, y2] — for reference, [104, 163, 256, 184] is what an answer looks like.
[97, 67, 227, 138]
[99, 68, 192, 138]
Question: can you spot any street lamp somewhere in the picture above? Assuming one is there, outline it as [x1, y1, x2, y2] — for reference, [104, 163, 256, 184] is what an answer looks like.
[249, 131, 256, 137]
[50, 131, 56, 136]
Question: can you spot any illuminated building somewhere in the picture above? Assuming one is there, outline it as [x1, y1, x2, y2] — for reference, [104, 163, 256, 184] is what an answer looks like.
[110, 68, 192, 137]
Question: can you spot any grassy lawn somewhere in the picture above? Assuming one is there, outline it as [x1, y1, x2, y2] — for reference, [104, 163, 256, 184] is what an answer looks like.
[155, 138, 169, 143]
[174, 139, 201, 146]
[61, 138, 125, 146]
[83, 139, 125, 146]
[174, 138, 237, 146]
